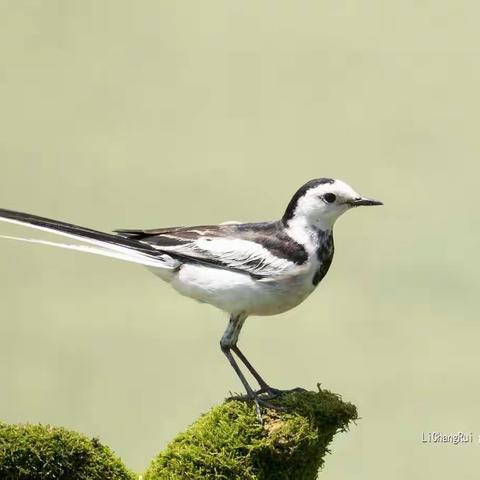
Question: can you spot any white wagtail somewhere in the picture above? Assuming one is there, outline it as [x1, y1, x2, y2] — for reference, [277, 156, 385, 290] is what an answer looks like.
[0, 178, 382, 418]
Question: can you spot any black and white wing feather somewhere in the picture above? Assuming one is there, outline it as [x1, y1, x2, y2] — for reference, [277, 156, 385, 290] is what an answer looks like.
[116, 222, 308, 279]
[0, 209, 308, 280]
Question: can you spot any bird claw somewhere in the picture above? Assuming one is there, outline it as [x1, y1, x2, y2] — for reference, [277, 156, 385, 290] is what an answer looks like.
[257, 386, 307, 398]
[228, 390, 286, 425]
[230, 385, 306, 402]
[228, 386, 308, 423]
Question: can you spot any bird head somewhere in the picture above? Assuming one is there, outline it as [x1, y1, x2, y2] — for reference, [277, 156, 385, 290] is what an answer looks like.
[282, 178, 383, 231]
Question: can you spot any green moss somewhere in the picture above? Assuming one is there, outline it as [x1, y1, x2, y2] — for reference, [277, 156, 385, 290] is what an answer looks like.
[144, 385, 358, 480]
[0, 422, 135, 480]
[0, 386, 356, 479]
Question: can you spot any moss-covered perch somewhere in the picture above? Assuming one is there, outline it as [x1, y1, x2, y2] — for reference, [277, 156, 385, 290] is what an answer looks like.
[145, 386, 358, 480]
[0, 422, 135, 480]
[0, 386, 357, 479]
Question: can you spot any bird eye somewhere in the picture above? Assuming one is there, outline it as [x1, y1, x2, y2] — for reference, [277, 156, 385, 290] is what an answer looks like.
[323, 193, 336, 204]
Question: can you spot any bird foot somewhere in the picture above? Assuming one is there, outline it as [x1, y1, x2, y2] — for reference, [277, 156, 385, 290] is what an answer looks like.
[228, 386, 307, 423]
[227, 389, 287, 423]
[230, 386, 306, 402]
[257, 386, 307, 399]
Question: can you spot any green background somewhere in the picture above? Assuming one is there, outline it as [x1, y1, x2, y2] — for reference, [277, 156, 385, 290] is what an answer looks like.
[0, 1, 477, 478]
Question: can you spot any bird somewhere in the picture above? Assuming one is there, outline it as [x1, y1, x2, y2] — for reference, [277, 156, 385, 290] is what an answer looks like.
[0, 178, 382, 419]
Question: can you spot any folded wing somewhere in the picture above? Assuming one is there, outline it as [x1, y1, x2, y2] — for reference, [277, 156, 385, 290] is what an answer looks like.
[115, 222, 305, 279]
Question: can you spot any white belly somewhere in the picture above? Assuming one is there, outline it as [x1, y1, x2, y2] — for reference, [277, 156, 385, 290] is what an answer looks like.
[168, 263, 316, 316]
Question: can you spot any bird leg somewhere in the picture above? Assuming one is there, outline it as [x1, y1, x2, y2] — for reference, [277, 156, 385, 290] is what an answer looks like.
[221, 344, 263, 421]
[231, 345, 307, 398]
[230, 345, 278, 396]
[221, 314, 282, 422]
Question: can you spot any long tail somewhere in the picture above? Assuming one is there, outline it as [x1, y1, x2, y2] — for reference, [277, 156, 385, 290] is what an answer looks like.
[0, 208, 177, 269]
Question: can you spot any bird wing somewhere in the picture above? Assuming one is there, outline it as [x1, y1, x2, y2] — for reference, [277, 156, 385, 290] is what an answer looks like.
[0, 211, 304, 278]
[115, 223, 303, 279]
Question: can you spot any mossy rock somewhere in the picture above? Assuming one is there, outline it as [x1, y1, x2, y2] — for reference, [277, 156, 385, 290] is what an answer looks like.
[0, 386, 357, 479]
[144, 386, 358, 480]
[0, 422, 135, 480]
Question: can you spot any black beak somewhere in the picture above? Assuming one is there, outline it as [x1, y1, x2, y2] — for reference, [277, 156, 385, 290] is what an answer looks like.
[350, 197, 383, 207]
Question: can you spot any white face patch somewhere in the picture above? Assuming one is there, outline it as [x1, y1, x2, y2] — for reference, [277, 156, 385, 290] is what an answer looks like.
[289, 179, 361, 231]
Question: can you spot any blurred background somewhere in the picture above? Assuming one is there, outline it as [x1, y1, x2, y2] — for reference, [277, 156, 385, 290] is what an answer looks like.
[0, 1, 478, 478]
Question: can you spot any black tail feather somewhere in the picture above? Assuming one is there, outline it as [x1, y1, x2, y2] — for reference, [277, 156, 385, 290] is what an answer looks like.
[0, 208, 157, 255]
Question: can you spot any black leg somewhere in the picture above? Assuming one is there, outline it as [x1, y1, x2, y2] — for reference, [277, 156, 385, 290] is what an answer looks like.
[231, 345, 271, 392]
[221, 344, 263, 421]
[221, 314, 283, 423]
[230, 349, 291, 400]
